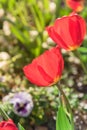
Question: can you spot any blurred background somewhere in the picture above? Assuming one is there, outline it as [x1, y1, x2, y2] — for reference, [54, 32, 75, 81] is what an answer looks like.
[0, 0, 87, 130]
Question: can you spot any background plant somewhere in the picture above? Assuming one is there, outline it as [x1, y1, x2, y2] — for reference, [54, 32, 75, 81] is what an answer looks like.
[0, 0, 87, 130]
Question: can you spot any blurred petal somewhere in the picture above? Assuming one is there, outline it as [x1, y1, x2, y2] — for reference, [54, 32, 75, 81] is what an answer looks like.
[0, 119, 18, 130]
[66, 0, 84, 12]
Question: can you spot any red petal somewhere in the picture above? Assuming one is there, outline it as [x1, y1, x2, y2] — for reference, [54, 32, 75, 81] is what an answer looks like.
[66, 0, 84, 12]
[46, 26, 59, 44]
[69, 15, 81, 44]
[0, 119, 18, 130]
[46, 26, 70, 50]
[23, 47, 64, 86]
[23, 61, 49, 86]
[69, 14, 86, 45]
[37, 47, 64, 79]
[77, 15, 86, 41]
[54, 17, 73, 43]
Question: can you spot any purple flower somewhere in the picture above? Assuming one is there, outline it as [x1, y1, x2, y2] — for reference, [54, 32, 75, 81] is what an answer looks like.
[10, 92, 34, 117]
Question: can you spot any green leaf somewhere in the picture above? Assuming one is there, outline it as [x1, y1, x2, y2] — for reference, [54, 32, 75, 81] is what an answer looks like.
[18, 123, 25, 130]
[77, 47, 87, 63]
[78, 47, 87, 54]
[56, 106, 72, 130]
[0, 106, 10, 120]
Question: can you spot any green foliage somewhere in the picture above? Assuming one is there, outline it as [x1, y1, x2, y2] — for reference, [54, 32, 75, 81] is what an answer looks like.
[0, 0, 57, 58]
[56, 106, 72, 130]
[0, 0, 87, 129]
[78, 47, 87, 65]
[18, 123, 25, 130]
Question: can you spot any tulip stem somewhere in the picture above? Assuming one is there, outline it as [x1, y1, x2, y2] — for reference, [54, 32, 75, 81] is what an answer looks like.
[0, 106, 10, 120]
[57, 83, 74, 130]
[57, 84, 72, 114]
[75, 50, 87, 75]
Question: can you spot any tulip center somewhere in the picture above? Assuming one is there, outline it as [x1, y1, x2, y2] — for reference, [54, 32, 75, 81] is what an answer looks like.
[49, 76, 60, 86]
[76, 4, 83, 12]
[69, 45, 79, 51]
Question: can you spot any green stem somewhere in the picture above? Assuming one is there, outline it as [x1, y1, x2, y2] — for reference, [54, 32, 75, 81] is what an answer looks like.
[75, 50, 87, 75]
[57, 83, 74, 130]
[0, 107, 10, 120]
[55, 0, 62, 18]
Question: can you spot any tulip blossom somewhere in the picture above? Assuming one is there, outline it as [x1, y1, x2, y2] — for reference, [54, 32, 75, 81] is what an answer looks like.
[46, 13, 86, 51]
[23, 47, 64, 86]
[66, 0, 84, 12]
[0, 119, 18, 130]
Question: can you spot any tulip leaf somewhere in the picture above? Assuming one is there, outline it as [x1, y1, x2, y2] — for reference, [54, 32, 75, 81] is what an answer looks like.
[56, 106, 72, 130]
[77, 47, 87, 63]
[78, 47, 87, 54]
[18, 123, 25, 130]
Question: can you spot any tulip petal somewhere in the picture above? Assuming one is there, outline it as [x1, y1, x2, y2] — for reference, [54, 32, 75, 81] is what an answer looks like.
[23, 47, 64, 86]
[23, 62, 49, 86]
[77, 15, 86, 41]
[47, 13, 86, 51]
[0, 119, 18, 130]
[46, 26, 59, 44]
[54, 17, 75, 47]
[69, 15, 82, 44]
[66, 0, 84, 12]
[37, 48, 59, 77]
[46, 26, 69, 50]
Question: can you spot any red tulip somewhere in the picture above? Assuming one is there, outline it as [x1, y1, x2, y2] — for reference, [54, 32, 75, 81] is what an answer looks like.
[66, 0, 84, 12]
[0, 119, 18, 130]
[46, 13, 86, 51]
[23, 47, 64, 87]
